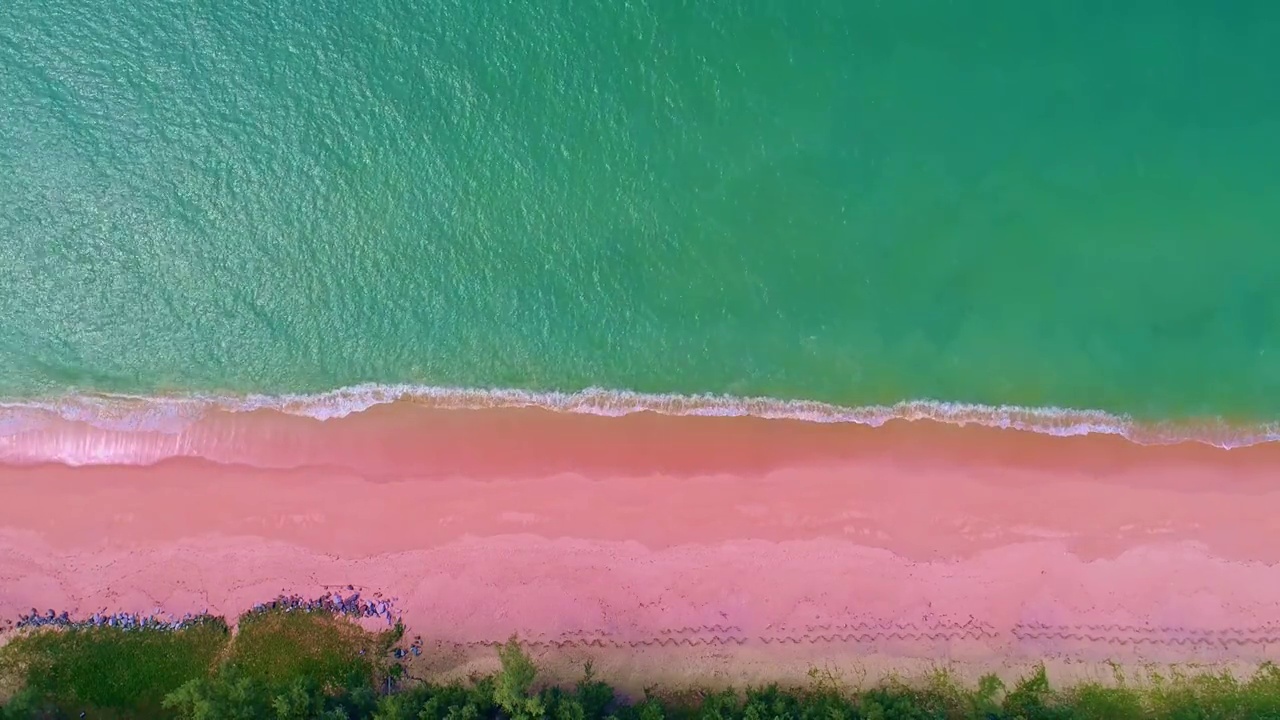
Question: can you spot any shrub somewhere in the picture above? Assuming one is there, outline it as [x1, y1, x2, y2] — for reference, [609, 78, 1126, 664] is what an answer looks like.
[224, 609, 397, 692]
[1066, 683, 1144, 720]
[365, 676, 500, 720]
[999, 664, 1088, 719]
[494, 637, 545, 720]
[12, 612, 1280, 720]
[162, 664, 272, 720]
[0, 618, 229, 719]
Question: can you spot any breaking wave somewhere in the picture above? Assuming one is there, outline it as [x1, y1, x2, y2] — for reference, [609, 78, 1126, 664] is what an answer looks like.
[0, 384, 1275, 451]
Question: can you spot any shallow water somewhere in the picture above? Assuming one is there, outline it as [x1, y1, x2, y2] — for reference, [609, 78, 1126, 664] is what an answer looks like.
[3, 0, 1279, 432]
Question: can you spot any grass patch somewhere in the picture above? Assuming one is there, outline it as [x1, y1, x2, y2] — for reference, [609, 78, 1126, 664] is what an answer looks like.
[156, 609, 401, 720]
[10, 620, 1280, 718]
[1143, 664, 1280, 719]
[223, 609, 399, 692]
[0, 609, 397, 719]
[0, 618, 229, 719]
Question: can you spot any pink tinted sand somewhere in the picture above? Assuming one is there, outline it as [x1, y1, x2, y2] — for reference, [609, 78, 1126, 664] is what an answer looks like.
[4, 405, 1280, 678]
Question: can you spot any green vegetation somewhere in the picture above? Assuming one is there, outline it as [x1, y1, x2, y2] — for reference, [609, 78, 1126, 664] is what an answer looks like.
[224, 609, 398, 692]
[6, 613, 1280, 719]
[0, 611, 396, 720]
[0, 617, 229, 719]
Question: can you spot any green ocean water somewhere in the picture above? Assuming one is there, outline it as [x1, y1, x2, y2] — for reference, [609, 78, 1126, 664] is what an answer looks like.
[2, 0, 1280, 423]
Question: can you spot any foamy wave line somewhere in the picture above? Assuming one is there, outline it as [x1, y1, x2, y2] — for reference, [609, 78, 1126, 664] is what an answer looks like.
[1, 384, 1277, 449]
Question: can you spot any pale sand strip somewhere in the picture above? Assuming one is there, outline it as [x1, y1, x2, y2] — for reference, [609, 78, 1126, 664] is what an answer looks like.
[2, 409, 1280, 685]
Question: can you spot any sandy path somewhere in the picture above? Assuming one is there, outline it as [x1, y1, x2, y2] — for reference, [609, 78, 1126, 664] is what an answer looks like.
[3, 408, 1280, 683]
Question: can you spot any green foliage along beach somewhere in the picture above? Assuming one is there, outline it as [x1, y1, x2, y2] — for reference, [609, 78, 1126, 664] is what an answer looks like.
[5, 610, 1280, 719]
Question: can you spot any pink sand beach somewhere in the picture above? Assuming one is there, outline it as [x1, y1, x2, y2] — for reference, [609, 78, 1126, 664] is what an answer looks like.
[4, 405, 1280, 684]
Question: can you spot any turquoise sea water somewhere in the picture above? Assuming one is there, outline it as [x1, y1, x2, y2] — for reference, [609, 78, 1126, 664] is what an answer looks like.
[2, 0, 1280, 431]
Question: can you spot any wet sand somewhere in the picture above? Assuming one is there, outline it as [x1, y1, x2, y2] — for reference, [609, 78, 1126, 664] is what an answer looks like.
[3, 406, 1280, 685]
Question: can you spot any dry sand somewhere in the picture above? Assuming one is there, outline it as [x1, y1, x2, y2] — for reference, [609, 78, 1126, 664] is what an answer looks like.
[3, 405, 1280, 688]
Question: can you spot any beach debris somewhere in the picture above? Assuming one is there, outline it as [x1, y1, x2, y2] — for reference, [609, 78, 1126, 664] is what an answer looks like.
[14, 607, 219, 632]
[242, 591, 403, 626]
[10, 589, 402, 632]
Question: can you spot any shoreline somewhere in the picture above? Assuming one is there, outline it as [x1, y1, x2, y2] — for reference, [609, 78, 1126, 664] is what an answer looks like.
[3, 408, 1280, 684]
[5, 398, 1280, 476]
[3, 386, 1279, 459]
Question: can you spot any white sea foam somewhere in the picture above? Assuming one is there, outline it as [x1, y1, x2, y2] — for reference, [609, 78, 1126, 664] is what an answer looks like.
[0, 384, 1276, 451]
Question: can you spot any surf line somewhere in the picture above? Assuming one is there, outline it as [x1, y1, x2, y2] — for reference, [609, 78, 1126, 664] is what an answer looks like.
[1, 384, 1276, 449]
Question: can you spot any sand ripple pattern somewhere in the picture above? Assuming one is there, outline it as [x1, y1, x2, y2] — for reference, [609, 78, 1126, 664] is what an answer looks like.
[1012, 623, 1280, 647]
[438, 619, 1280, 658]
